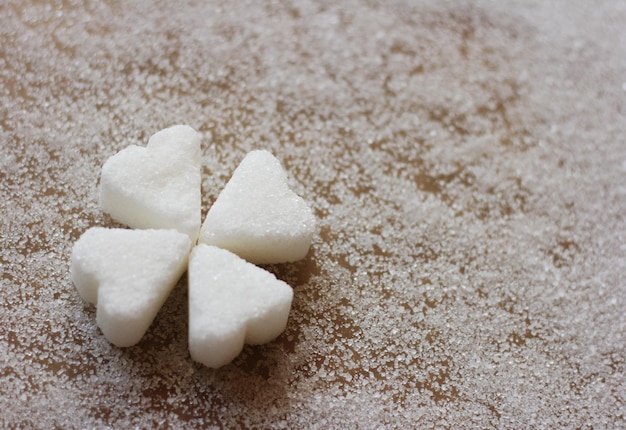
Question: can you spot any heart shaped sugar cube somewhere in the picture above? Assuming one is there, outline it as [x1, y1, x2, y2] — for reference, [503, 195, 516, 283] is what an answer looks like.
[99, 125, 202, 240]
[188, 244, 293, 368]
[70, 227, 191, 347]
[199, 150, 316, 264]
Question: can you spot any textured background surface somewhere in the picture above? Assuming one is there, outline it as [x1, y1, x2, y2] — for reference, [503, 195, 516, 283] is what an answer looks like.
[1, 0, 625, 428]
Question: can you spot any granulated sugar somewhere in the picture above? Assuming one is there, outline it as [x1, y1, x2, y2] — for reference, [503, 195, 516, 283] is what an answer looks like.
[1, 0, 624, 428]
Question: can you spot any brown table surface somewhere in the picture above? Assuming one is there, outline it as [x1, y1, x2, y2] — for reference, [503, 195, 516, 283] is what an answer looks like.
[2, 1, 625, 428]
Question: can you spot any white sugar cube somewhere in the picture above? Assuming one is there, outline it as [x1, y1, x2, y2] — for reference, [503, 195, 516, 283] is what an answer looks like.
[188, 244, 293, 368]
[199, 150, 316, 264]
[70, 227, 191, 347]
[99, 125, 202, 241]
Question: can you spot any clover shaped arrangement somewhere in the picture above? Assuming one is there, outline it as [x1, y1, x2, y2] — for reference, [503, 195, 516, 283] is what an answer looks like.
[70, 125, 316, 368]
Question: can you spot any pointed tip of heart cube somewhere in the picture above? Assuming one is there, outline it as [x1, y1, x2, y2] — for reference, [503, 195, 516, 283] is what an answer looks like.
[70, 227, 191, 347]
[199, 150, 316, 264]
[188, 244, 293, 368]
[99, 125, 202, 241]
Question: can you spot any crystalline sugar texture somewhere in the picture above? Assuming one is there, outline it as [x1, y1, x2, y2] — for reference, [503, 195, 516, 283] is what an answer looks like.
[188, 244, 294, 368]
[99, 125, 202, 240]
[199, 150, 316, 264]
[70, 227, 191, 347]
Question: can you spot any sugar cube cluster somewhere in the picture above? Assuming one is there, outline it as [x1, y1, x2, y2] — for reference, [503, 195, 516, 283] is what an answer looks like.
[70, 125, 316, 368]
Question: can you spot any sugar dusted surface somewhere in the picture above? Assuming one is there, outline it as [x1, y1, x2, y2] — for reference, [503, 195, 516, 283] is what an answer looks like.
[1, 0, 625, 428]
